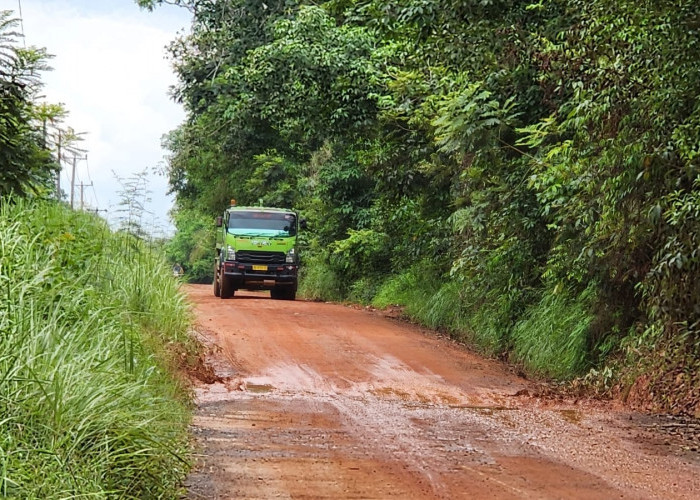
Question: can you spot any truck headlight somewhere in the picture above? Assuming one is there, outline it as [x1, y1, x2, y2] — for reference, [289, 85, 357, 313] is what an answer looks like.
[226, 245, 236, 261]
[285, 248, 295, 263]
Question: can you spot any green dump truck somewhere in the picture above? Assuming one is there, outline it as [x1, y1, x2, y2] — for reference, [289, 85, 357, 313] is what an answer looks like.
[214, 202, 305, 300]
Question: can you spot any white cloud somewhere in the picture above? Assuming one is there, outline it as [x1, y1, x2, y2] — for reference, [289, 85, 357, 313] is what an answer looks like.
[18, 0, 191, 235]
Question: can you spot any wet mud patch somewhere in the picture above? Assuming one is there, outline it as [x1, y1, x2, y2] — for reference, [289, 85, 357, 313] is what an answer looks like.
[180, 332, 224, 385]
[558, 409, 583, 425]
[623, 413, 700, 463]
[186, 395, 435, 499]
[245, 383, 275, 394]
[492, 455, 629, 499]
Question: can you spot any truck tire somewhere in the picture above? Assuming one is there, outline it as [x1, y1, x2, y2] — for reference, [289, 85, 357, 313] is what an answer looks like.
[213, 262, 221, 297]
[220, 267, 235, 299]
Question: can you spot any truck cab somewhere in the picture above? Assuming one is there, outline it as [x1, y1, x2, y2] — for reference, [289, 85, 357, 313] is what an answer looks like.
[214, 202, 303, 300]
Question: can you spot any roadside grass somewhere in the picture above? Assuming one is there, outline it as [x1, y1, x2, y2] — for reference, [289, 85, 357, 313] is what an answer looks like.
[298, 254, 344, 301]
[372, 265, 506, 356]
[371, 264, 429, 312]
[347, 276, 384, 305]
[510, 286, 594, 379]
[372, 264, 594, 378]
[0, 198, 194, 498]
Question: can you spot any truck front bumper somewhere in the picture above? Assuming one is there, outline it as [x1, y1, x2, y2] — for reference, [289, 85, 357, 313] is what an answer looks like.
[222, 261, 298, 289]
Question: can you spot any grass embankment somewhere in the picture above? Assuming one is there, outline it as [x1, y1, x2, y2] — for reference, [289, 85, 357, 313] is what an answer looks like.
[0, 198, 194, 498]
[301, 261, 596, 382]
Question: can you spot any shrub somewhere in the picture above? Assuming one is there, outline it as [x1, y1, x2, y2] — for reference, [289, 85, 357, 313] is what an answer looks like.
[298, 254, 344, 301]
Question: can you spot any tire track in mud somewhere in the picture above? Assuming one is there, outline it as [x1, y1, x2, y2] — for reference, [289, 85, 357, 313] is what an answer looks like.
[184, 285, 699, 499]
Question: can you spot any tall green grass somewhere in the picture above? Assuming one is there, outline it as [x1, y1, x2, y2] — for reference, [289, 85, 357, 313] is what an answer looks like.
[372, 264, 594, 377]
[0, 198, 193, 498]
[298, 254, 344, 302]
[510, 286, 595, 379]
[372, 264, 507, 355]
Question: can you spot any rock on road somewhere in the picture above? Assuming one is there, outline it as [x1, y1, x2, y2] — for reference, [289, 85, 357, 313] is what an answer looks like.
[183, 285, 699, 499]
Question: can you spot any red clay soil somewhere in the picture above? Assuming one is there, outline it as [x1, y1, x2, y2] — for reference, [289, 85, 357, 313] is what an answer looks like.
[183, 285, 699, 499]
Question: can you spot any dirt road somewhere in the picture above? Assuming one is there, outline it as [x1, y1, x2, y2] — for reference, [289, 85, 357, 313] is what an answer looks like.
[183, 285, 699, 499]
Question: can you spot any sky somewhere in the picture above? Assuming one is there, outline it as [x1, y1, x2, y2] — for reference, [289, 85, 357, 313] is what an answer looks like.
[9, 0, 191, 235]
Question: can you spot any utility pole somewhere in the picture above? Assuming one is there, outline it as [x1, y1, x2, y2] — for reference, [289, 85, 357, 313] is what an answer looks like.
[70, 156, 76, 209]
[70, 155, 88, 209]
[78, 181, 93, 210]
[56, 131, 61, 201]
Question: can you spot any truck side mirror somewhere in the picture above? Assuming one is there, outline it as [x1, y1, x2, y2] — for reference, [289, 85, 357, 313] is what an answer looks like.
[300, 218, 308, 230]
[215, 216, 223, 227]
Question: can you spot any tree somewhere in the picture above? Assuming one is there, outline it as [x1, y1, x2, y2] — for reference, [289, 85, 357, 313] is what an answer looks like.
[114, 169, 153, 239]
[0, 10, 55, 197]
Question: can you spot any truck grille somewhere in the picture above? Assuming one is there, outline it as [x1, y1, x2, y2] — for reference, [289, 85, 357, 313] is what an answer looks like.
[237, 250, 286, 264]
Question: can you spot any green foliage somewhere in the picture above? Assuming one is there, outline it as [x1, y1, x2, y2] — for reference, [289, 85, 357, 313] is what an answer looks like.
[298, 254, 344, 302]
[0, 11, 55, 197]
[166, 207, 216, 283]
[329, 228, 389, 280]
[245, 151, 301, 208]
[0, 198, 193, 497]
[371, 263, 506, 353]
[372, 265, 426, 310]
[624, 175, 700, 413]
[433, 82, 519, 156]
[512, 286, 595, 379]
[347, 276, 383, 305]
[240, 5, 381, 144]
[642, 178, 700, 331]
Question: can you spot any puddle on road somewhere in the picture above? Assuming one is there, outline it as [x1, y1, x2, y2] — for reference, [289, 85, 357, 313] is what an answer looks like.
[448, 405, 513, 415]
[371, 386, 465, 406]
[371, 386, 412, 400]
[246, 383, 275, 394]
[557, 409, 582, 425]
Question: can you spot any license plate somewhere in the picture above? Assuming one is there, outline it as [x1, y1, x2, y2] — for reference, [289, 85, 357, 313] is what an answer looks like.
[252, 265, 268, 271]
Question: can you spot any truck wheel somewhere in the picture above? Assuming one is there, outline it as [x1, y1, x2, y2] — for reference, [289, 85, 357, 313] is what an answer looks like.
[220, 268, 235, 299]
[213, 263, 221, 297]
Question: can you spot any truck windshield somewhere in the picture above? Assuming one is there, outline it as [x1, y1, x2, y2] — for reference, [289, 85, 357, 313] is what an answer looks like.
[227, 211, 297, 237]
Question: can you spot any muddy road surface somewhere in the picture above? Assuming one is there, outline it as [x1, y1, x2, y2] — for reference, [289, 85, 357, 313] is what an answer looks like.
[183, 285, 699, 499]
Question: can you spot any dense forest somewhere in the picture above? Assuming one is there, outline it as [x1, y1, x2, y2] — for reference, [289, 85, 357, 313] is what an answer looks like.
[139, 0, 699, 415]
